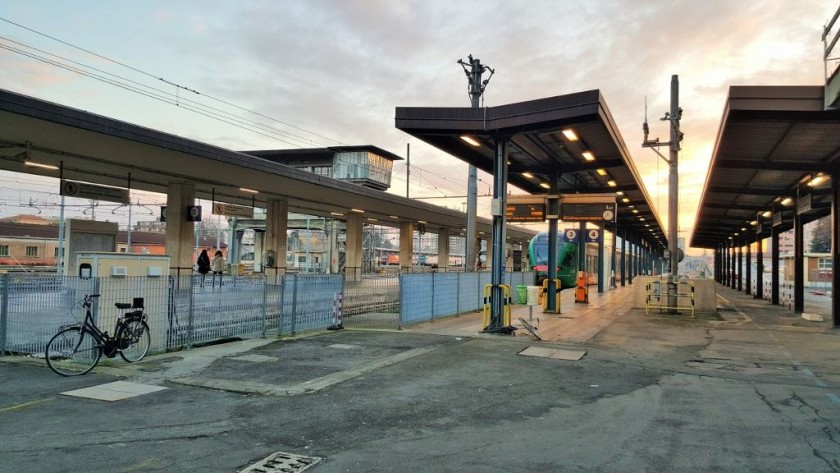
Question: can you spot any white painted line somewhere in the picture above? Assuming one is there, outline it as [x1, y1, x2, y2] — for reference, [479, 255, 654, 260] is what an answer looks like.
[800, 368, 815, 377]
[228, 354, 278, 363]
[826, 393, 840, 404]
[815, 380, 828, 388]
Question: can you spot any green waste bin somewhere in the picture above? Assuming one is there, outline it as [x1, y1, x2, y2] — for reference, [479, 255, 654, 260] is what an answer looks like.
[516, 285, 528, 304]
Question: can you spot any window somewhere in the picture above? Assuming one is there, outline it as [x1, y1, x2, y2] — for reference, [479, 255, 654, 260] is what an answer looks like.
[26, 246, 38, 257]
[54, 247, 59, 257]
[0, 246, 8, 256]
[818, 258, 832, 270]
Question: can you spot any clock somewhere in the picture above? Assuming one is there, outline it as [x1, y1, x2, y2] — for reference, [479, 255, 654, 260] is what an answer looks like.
[602, 209, 614, 221]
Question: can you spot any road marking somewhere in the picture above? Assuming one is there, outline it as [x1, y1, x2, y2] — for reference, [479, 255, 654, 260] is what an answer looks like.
[815, 380, 828, 388]
[826, 394, 840, 404]
[0, 396, 54, 413]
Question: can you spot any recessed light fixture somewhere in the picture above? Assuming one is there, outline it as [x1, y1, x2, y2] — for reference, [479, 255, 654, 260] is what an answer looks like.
[418, 220, 427, 224]
[780, 197, 793, 206]
[607, 180, 617, 187]
[330, 212, 344, 216]
[522, 172, 534, 179]
[750, 221, 758, 226]
[808, 174, 827, 187]
[761, 211, 772, 218]
[622, 198, 630, 203]
[596, 168, 607, 176]
[539, 182, 550, 189]
[582, 151, 595, 161]
[562, 129, 579, 141]
[390, 215, 399, 219]
[239, 187, 258, 194]
[24, 161, 59, 170]
[351, 208, 365, 213]
[460, 135, 481, 147]
[368, 218, 378, 222]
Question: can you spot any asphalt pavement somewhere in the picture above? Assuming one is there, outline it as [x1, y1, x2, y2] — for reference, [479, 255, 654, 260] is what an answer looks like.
[1, 283, 838, 472]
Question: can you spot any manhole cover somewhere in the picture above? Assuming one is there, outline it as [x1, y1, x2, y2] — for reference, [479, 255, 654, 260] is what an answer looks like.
[239, 451, 321, 472]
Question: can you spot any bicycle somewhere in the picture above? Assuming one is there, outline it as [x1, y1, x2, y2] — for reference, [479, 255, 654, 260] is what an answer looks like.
[45, 294, 151, 376]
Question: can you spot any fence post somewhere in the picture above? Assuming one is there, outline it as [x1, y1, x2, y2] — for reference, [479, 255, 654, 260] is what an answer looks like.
[290, 274, 298, 336]
[92, 278, 102, 325]
[398, 274, 404, 329]
[187, 275, 195, 349]
[261, 275, 268, 338]
[430, 272, 435, 322]
[278, 274, 286, 336]
[0, 273, 8, 356]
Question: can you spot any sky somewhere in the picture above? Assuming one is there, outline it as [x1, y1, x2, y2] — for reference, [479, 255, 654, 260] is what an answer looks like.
[0, 0, 837, 252]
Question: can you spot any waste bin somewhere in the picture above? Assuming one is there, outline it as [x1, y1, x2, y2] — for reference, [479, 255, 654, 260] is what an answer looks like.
[516, 285, 528, 304]
[526, 286, 541, 306]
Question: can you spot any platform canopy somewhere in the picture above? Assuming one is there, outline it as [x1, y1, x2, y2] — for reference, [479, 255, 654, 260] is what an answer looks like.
[395, 90, 666, 250]
[0, 88, 536, 243]
[691, 86, 840, 249]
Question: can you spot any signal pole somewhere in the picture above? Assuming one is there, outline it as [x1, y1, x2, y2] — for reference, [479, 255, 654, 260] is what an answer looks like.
[457, 55, 494, 271]
[643, 75, 683, 313]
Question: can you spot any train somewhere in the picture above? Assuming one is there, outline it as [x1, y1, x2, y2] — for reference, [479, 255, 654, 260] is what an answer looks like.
[528, 231, 578, 288]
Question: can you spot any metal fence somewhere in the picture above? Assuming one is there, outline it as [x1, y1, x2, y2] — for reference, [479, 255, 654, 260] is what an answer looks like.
[400, 271, 533, 327]
[0, 273, 343, 357]
[0, 271, 533, 357]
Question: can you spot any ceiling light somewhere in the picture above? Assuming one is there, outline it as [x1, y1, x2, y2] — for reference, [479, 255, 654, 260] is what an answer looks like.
[351, 208, 365, 213]
[562, 129, 579, 141]
[616, 191, 624, 195]
[582, 151, 595, 161]
[596, 168, 607, 176]
[460, 135, 481, 147]
[622, 198, 630, 203]
[418, 220, 427, 224]
[24, 161, 59, 171]
[607, 180, 617, 187]
[368, 218, 378, 222]
[330, 212, 344, 216]
[632, 209, 639, 214]
[750, 221, 758, 226]
[390, 215, 399, 219]
[239, 187, 258, 194]
[522, 172, 534, 179]
[761, 211, 772, 218]
[740, 227, 747, 231]
[539, 182, 550, 189]
[780, 197, 793, 206]
[808, 174, 827, 187]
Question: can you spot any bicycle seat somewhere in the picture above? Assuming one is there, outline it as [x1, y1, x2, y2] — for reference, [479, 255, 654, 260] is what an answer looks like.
[115, 303, 132, 310]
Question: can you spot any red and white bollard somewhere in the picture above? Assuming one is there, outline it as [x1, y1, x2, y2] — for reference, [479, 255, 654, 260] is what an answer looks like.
[328, 292, 344, 330]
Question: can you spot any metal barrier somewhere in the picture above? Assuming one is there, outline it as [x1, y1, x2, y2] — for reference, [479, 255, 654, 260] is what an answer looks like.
[0, 271, 535, 356]
[342, 275, 400, 328]
[0, 273, 342, 356]
[645, 279, 695, 317]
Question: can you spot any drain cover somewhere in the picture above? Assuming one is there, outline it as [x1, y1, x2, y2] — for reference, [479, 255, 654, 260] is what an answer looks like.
[239, 451, 321, 472]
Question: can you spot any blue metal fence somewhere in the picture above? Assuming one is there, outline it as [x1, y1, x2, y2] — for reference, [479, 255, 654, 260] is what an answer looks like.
[400, 271, 533, 327]
[0, 271, 533, 357]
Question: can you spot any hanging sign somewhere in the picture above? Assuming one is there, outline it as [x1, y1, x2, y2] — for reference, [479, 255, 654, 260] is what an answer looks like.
[212, 202, 253, 218]
[60, 180, 129, 204]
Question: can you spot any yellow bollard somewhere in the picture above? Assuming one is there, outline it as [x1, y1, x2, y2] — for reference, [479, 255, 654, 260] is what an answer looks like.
[542, 278, 562, 314]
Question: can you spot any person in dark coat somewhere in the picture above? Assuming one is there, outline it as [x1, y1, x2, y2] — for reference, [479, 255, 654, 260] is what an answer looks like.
[197, 249, 210, 287]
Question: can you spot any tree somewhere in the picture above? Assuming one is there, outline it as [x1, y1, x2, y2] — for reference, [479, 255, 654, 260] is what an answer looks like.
[810, 216, 831, 253]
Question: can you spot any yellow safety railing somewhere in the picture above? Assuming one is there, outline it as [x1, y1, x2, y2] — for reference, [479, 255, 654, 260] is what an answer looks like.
[540, 278, 562, 314]
[645, 279, 695, 317]
[482, 283, 512, 328]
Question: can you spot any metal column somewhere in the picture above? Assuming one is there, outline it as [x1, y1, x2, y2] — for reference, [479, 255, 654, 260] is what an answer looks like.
[745, 238, 752, 295]
[833, 171, 840, 326]
[794, 190, 804, 314]
[487, 137, 508, 331]
[598, 220, 605, 293]
[755, 232, 763, 300]
[620, 227, 626, 287]
[771, 214, 780, 305]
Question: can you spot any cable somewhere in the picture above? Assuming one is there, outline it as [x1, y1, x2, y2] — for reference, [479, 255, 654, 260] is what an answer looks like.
[0, 18, 344, 147]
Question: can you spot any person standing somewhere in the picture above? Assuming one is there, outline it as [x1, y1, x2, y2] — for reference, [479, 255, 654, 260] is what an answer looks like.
[211, 250, 225, 287]
[196, 249, 210, 287]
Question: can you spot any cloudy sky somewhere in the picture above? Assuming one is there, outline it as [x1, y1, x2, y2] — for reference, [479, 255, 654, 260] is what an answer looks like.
[0, 0, 836, 249]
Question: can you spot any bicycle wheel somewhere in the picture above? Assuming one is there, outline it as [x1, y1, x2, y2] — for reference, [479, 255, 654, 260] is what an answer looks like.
[45, 327, 101, 376]
[119, 320, 150, 363]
